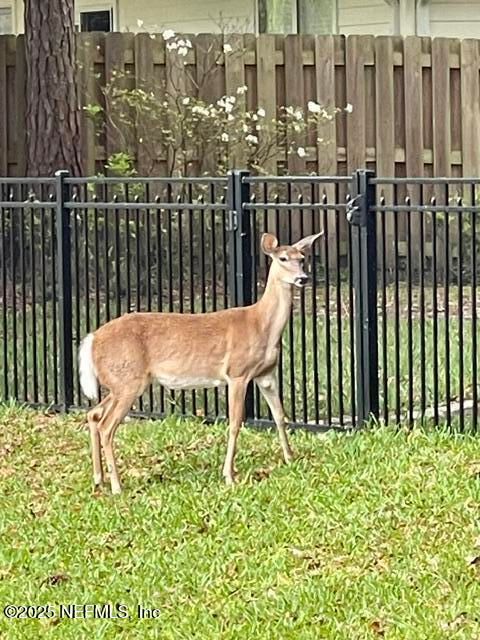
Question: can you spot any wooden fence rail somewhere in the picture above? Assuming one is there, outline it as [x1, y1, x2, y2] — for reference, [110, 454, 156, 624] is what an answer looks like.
[1, 33, 480, 263]
[1, 33, 480, 179]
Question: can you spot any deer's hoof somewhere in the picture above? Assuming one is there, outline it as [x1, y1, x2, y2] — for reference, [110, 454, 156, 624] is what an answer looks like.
[93, 474, 104, 487]
[224, 473, 237, 487]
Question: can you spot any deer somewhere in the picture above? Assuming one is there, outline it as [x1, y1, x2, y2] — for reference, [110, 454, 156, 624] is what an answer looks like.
[79, 231, 323, 493]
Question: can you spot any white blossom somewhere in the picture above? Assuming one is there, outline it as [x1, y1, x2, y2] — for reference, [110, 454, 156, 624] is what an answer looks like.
[217, 97, 235, 113]
[345, 103, 353, 113]
[285, 106, 303, 120]
[245, 134, 258, 145]
[236, 85, 248, 95]
[221, 132, 229, 142]
[137, 19, 144, 28]
[162, 29, 175, 41]
[297, 146, 306, 158]
[192, 105, 211, 117]
[242, 123, 249, 133]
[257, 107, 266, 118]
[307, 100, 321, 114]
[166, 41, 178, 51]
[182, 97, 190, 105]
[177, 38, 192, 49]
[177, 46, 189, 57]
[223, 44, 233, 54]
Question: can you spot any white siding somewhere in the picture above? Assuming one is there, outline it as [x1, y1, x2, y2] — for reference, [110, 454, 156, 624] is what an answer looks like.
[8, 0, 21, 34]
[7, 0, 480, 39]
[429, 0, 480, 38]
[0, 3, 13, 35]
[338, 0, 396, 35]
[120, 0, 256, 33]
[10, 0, 255, 34]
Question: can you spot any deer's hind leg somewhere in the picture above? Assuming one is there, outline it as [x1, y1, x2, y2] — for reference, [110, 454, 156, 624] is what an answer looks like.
[87, 393, 112, 487]
[97, 393, 138, 495]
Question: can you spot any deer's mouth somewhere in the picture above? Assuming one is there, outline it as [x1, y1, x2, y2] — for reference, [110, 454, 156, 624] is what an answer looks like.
[293, 275, 309, 288]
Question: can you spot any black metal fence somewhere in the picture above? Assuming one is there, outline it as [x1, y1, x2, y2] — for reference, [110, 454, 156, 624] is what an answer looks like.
[1, 170, 479, 431]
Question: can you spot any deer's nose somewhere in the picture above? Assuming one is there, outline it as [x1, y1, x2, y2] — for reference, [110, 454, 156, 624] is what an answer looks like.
[294, 275, 309, 287]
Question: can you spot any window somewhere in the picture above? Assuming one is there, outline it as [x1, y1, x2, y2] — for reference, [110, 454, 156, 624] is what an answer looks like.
[258, 0, 336, 34]
[0, 6, 12, 35]
[80, 9, 112, 32]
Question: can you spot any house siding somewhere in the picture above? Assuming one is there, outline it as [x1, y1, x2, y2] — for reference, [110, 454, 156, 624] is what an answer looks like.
[429, 0, 480, 38]
[0, 0, 19, 34]
[4, 0, 480, 39]
[338, 0, 395, 35]
[10, 0, 255, 34]
[120, 0, 255, 33]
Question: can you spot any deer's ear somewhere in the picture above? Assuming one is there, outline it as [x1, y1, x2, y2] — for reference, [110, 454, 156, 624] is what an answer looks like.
[261, 233, 279, 256]
[292, 232, 324, 252]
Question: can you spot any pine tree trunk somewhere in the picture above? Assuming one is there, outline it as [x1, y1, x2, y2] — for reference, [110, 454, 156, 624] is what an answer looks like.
[24, 0, 83, 176]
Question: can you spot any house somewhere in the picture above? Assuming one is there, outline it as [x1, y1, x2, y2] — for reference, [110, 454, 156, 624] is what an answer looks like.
[1, 0, 480, 38]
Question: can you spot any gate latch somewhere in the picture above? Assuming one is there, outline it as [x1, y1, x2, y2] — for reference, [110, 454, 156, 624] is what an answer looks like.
[227, 209, 239, 232]
[346, 195, 363, 225]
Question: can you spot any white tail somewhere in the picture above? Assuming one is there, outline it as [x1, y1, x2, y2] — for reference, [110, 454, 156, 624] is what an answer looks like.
[82, 231, 323, 494]
[79, 334, 99, 401]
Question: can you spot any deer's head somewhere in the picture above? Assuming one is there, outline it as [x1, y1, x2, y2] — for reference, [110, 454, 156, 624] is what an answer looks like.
[261, 232, 323, 288]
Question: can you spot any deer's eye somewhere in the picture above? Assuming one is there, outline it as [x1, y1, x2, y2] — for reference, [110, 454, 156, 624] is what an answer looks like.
[279, 256, 288, 263]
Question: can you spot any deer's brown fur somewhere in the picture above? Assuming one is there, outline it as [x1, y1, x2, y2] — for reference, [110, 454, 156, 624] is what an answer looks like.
[79, 232, 322, 493]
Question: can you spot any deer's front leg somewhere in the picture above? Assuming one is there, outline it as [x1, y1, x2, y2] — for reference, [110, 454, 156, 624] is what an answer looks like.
[223, 379, 247, 485]
[255, 372, 294, 463]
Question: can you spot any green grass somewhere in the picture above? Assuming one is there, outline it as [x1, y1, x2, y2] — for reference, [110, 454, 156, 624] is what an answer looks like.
[2, 405, 480, 638]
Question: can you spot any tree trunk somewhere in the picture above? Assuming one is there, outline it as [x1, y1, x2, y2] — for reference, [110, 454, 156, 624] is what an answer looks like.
[24, 0, 83, 176]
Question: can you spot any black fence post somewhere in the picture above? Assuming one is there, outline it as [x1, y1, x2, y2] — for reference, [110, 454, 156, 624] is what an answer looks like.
[348, 169, 379, 426]
[227, 169, 254, 420]
[55, 170, 74, 412]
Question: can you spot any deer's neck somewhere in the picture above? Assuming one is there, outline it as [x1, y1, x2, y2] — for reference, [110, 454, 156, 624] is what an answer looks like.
[255, 273, 293, 347]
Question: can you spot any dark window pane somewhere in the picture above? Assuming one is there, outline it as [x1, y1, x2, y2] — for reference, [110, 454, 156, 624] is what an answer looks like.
[80, 10, 111, 32]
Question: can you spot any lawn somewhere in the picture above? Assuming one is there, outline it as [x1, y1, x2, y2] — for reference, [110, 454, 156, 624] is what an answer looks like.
[1, 405, 480, 639]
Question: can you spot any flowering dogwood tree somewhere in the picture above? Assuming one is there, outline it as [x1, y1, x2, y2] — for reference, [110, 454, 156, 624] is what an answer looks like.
[85, 31, 352, 177]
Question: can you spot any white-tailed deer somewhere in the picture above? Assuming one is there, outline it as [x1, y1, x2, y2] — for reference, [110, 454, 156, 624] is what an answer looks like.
[79, 231, 322, 493]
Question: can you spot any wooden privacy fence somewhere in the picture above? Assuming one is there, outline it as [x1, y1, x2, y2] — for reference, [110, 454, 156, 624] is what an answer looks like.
[1, 33, 480, 263]
[1, 33, 480, 179]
